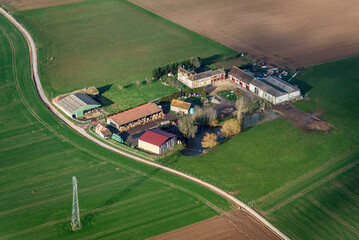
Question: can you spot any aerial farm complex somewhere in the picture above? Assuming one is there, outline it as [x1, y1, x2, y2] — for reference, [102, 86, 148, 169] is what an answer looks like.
[2, 0, 359, 239]
[51, 63, 302, 157]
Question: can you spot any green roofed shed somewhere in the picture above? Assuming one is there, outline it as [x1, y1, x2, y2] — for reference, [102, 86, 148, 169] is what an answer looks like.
[111, 133, 124, 143]
[55, 93, 101, 118]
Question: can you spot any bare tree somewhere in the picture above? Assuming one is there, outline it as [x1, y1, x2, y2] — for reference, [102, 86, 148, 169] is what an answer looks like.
[201, 133, 217, 148]
[220, 119, 241, 137]
[134, 80, 141, 86]
[190, 56, 201, 69]
[193, 106, 217, 126]
[235, 94, 256, 123]
[178, 117, 198, 138]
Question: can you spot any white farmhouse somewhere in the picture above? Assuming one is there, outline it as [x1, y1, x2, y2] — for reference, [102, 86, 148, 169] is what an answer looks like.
[177, 67, 225, 89]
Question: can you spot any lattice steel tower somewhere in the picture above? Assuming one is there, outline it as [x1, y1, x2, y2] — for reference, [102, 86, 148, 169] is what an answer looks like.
[71, 176, 82, 231]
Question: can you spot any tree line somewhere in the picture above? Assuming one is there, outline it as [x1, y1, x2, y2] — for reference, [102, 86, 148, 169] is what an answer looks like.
[152, 56, 201, 79]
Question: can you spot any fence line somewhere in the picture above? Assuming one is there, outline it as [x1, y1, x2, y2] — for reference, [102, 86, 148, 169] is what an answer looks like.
[88, 127, 154, 161]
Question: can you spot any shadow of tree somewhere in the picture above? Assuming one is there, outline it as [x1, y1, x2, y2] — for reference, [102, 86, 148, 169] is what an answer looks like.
[98, 84, 113, 94]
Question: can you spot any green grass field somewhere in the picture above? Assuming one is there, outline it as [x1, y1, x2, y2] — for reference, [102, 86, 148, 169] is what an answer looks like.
[160, 119, 356, 202]
[0, 13, 231, 239]
[250, 55, 359, 239]
[261, 147, 359, 239]
[13, 0, 235, 112]
[293, 55, 359, 141]
[160, 54, 359, 238]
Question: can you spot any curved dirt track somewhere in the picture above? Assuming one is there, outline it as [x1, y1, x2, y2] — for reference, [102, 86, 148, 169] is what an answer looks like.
[0, 7, 289, 240]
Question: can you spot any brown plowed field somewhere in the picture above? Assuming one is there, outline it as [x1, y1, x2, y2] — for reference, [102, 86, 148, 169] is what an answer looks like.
[0, 0, 86, 10]
[130, 0, 359, 68]
[148, 210, 281, 240]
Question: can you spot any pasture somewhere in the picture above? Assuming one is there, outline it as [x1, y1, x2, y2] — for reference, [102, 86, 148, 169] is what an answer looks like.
[130, 0, 359, 68]
[12, 0, 235, 112]
[261, 148, 359, 239]
[160, 54, 359, 238]
[0, 14, 231, 239]
[254, 54, 359, 239]
[160, 119, 356, 202]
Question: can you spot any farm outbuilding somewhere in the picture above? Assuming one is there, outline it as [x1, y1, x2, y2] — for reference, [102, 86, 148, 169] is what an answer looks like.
[228, 66, 256, 90]
[249, 76, 300, 105]
[107, 102, 164, 132]
[95, 123, 112, 139]
[54, 93, 101, 118]
[138, 129, 177, 154]
[170, 99, 191, 115]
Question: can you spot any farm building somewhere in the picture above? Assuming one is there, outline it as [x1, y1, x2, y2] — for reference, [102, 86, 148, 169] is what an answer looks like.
[111, 133, 124, 143]
[228, 66, 256, 90]
[170, 99, 191, 115]
[53, 93, 101, 118]
[95, 123, 112, 139]
[249, 76, 301, 105]
[107, 102, 164, 132]
[138, 129, 177, 154]
[177, 67, 225, 88]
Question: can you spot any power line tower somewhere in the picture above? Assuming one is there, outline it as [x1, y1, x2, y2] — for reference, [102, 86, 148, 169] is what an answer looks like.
[71, 176, 82, 231]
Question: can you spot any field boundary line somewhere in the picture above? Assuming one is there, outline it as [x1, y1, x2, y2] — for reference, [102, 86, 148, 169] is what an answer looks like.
[277, 209, 319, 240]
[264, 159, 359, 214]
[81, 205, 208, 240]
[0, 7, 289, 240]
[256, 145, 359, 209]
[311, 199, 359, 236]
[330, 180, 359, 202]
[0, 175, 137, 216]
[0, 188, 170, 239]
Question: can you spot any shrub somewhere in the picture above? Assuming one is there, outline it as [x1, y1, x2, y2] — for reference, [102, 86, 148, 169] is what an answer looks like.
[220, 119, 241, 137]
[201, 133, 217, 148]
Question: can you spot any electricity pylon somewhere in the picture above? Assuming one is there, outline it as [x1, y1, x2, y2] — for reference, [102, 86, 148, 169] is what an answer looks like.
[71, 176, 82, 231]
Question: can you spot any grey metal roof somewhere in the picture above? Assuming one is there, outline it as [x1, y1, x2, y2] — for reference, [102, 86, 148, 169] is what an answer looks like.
[264, 76, 299, 92]
[57, 93, 100, 114]
[229, 66, 255, 84]
[251, 77, 299, 97]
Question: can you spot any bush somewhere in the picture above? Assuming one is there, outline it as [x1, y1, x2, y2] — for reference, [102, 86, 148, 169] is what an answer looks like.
[201, 133, 217, 148]
[220, 119, 241, 137]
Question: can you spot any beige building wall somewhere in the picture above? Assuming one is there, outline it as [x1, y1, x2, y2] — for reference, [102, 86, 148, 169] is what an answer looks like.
[138, 140, 160, 154]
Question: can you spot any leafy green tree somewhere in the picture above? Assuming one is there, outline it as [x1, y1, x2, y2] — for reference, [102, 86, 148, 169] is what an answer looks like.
[178, 117, 198, 138]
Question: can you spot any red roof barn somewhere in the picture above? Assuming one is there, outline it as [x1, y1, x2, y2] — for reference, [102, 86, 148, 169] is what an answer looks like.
[138, 129, 177, 154]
